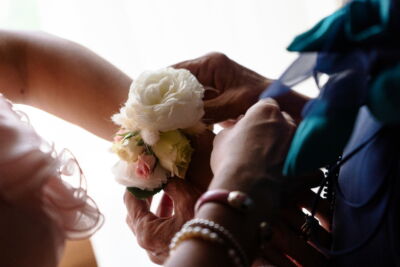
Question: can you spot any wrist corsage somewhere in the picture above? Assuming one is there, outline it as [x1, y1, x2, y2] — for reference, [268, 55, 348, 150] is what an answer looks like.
[111, 67, 205, 199]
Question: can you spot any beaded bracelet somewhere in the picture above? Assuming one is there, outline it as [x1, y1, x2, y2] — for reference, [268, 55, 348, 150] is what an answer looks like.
[170, 218, 249, 267]
[195, 189, 254, 213]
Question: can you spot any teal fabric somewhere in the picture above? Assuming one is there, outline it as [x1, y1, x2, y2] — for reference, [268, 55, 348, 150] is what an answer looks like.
[277, 0, 400, 176]
[288, 0, 392, 52]
[367, 63, 400, 124]
[283, 103, 358, 175]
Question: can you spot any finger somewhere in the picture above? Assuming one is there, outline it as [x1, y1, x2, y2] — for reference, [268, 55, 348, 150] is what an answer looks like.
[244, 98, 284, 121]
[125, 191, 181, 265]
[124, 191, 158, 230]
[184, 130, 215, 191]
[173, 55, 220, 100]
[281, 111, 296, 126]
[219, 115, 244, 128]
[219, 119, 237, 128]
[203, 87, 261, 123]
[204, 86, 220, 100]
[271, 220, 327, 267]
[163, 178, 198, 219]
[156, 193, 174, 218]
[261, 97, 280, 107]
[172, 52, 225, 90]
[147, 249, 169, 265]
[280, 205, 332, 249]
[295, 190, 332, 232]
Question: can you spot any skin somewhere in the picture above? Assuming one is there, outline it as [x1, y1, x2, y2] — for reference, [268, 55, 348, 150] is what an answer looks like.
[0, 30, 132, 267]
[126, 53, 330, 265]
[173, 52, 310, 124]
[0, 30, 132, 140]
[165, 99, 330, 267]
[0, 31, 328, 266]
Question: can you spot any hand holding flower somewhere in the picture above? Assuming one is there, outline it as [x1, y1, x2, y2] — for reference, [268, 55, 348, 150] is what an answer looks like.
[124, 130, 214, 264]
[173, 52, 272, 124]
[111, 67, 206, 198]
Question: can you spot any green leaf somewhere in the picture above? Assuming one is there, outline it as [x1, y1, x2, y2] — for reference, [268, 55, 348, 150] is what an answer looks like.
[122, 131, 139, 141]
[144, 144, 154, 155]
[127, 185, 165, 200]
[137, 139, 145, 146]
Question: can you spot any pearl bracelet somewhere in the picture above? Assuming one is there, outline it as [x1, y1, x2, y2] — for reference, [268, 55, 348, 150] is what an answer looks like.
[170, 218, 249, 267]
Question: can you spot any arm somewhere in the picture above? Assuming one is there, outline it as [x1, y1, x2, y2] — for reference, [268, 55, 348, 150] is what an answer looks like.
[0, 30, 132, 140]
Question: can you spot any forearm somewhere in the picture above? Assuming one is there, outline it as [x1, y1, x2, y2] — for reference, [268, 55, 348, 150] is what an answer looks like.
[0, 30, 132, 140]
[165, 203, 261, 267]
[165, 171, 275, 267]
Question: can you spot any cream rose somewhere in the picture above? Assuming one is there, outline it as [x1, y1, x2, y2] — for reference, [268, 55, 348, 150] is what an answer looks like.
[112, 67, 205, 145]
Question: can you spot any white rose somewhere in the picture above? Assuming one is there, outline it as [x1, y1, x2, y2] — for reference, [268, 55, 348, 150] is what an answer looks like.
[112, 67, 204, 145]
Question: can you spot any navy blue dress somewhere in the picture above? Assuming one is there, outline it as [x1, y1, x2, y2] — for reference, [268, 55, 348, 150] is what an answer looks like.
[332, 107, 400, 266]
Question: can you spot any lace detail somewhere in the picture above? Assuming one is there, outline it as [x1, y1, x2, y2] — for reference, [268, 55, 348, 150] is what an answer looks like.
[0, 94, 103, 239]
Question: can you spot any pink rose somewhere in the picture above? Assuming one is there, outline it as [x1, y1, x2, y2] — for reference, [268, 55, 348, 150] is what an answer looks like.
[135, 154, 156, 179]
[113, 129, 127, 143]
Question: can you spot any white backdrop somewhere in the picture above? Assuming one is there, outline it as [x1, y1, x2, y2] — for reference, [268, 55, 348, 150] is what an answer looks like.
[0, 1, 338, 266]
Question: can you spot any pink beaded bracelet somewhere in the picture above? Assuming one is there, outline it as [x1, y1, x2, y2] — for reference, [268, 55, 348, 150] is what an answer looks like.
[195, 189, 254, 213]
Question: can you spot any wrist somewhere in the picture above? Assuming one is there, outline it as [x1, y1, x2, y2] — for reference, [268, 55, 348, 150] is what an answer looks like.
[195, 202, 260, 261]
[194, 185, 282, 260]
[211, 164, 267, 191]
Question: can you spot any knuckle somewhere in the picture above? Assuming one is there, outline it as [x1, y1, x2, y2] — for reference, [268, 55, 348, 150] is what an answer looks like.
[135, 218, 166, 251]
[136, 228, 155, 250]
[206, 52, 229, 64]
[252, 101, 281, 117]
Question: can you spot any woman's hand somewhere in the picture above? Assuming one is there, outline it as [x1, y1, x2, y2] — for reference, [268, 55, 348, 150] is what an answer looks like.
[124, 130, 215, 264]
[208, 98, 329, 266]
[252, 189, 331, 267]
[209, 98, 296, 195]
[173, 52, 272, 124]
[174, 52, 310, 125]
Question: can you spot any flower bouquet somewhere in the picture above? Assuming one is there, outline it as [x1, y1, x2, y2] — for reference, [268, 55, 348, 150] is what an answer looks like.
[111, 67, 205, 199]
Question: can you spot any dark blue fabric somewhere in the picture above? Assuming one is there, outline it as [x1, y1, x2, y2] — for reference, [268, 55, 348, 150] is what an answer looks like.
[332, 107, 400, 266]
[258, 0, 400, 264]
[260, 53, 317, 99]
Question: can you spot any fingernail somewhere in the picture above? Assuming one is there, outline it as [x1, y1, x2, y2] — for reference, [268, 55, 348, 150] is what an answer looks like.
[282, 111, 295, 123]
[261, 98, 278, 105]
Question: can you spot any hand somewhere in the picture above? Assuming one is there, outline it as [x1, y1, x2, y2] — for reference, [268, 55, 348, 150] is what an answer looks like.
[252, 189, 331, 267]
[173, 53, 272, 124]
[209, 98, 330, 266]
[209, 98, 296, 195]
[124, 130, 215, 264]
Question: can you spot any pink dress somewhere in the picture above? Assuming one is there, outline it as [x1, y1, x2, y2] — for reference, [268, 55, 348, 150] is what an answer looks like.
[0, 94, 103, 266]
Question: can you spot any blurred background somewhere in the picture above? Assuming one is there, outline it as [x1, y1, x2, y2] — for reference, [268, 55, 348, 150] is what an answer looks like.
[0, 0, 339, 266]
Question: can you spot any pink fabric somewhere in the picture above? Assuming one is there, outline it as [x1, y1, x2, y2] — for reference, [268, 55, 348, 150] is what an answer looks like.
[0, 95, 103, 240]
